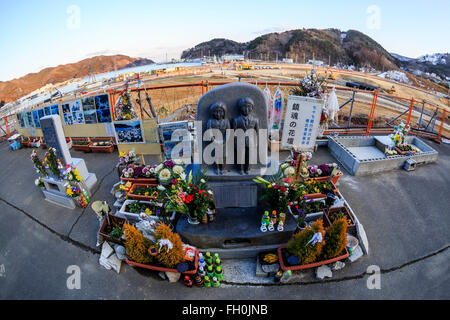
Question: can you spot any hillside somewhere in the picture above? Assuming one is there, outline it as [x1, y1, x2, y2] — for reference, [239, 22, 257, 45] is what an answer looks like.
[398, 53, 450, 80]
[182, 29, 399, 71]
[0, 55, 154, 103]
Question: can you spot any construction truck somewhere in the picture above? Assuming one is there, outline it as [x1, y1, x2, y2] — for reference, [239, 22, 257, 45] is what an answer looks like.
[387, 85, 396, 94]
[324, 68, 336, 80]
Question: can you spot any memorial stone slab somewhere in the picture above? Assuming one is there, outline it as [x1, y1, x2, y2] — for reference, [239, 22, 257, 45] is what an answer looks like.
[196, 83, 269, 175]
[40, 115, 72, 165]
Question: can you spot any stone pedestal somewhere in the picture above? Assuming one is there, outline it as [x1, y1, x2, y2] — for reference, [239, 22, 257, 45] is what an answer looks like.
[42, 176, 76, 209]
[72, 157, 97, 194]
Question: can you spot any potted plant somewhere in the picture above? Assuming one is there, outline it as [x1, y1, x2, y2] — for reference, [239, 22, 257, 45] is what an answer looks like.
[124, 223, 199, 274]
[43, 147, 64, 180]
[153, 160, 186, 185]
[30, 150, 47, 177]
[278, 217, 349, 271]
[98, 214, 127, 245]
[289, 196, 326, 223]
[72, 140, 92, 152]
[126, 183, 165, 202]
[90, 140, 114, 153]
[120, 164, 159, 184]
[119, 199, 176, 222]
[22, 137, 31, 148]
[323, 206, 356, 235]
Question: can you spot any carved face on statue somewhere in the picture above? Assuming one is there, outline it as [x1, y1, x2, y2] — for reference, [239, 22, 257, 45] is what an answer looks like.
[238, 97, 254, 116]
[211, 102, 226, 120]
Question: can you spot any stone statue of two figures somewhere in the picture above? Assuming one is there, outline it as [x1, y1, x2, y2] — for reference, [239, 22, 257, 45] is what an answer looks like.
[206, 97, 259, 175]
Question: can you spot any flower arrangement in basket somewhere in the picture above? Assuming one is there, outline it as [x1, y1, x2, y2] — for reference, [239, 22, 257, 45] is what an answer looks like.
[154, 159, 186, 185]
[115, 90, 138, 121]
[165, 170, 214, 224]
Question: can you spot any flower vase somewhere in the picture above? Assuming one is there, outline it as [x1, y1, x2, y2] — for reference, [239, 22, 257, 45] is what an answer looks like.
[187, 216, 200, 225]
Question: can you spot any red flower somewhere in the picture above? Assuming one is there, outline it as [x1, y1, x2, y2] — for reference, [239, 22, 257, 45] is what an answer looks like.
[185, 195, 194, 203]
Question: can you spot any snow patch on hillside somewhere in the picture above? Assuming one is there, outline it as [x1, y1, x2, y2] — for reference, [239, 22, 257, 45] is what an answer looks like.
[418, 53, 448, 65]
[378, 70, 412, 84]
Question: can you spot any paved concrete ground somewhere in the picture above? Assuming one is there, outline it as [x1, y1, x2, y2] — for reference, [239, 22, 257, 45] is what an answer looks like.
[0, 138, 449, 299]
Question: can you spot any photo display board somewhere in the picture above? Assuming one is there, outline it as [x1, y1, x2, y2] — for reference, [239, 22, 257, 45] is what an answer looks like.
[113, 120, 145, 144]
[159, 121, 192, 160]
[281, 95, 323, 151]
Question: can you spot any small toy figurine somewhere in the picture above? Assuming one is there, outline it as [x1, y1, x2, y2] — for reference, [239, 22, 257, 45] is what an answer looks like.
[260, 221, 267, 233]
[268, 220, 275, 232]
[277, 221, 284, 232]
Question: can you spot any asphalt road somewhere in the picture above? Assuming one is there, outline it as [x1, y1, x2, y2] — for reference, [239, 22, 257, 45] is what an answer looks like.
[0, 138, 449, 299]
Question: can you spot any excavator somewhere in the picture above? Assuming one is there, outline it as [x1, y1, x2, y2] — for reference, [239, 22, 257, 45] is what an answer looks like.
[387, 85, 396, 94]
[324, 68, 336, 80]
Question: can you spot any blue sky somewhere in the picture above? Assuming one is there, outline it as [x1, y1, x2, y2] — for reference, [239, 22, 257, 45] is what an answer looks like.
[0, 0, 449, 81]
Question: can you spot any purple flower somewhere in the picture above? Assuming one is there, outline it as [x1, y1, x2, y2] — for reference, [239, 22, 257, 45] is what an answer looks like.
[156, 209, 160, 216]
[318, 164, 330, 176]
[290, 160, 297, 167]
[164, 160, 175, 169]
[133, 166, 143, 178]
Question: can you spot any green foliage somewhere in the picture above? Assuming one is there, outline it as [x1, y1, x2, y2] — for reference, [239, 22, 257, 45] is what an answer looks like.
[109, 227, 123, 239]
[321, 218, 348, 260]
[287, 220, 324, 265]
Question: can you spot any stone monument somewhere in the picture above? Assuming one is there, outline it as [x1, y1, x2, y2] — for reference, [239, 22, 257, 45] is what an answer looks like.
[39, 115, 97, 209]
[195, 83, 278, 208]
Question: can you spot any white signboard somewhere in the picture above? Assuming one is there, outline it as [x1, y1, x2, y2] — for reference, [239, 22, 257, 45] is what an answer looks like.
[281, 95, 323, 151]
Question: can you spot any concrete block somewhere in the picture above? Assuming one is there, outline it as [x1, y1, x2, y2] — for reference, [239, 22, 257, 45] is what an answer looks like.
[42, 189, 76, 209]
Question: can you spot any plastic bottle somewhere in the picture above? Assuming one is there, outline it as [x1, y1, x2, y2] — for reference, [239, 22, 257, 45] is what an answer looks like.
[214, 266, 223, 282]
[206, 265, 215, 278]
[214, 253, 220, 260]
[214, 258, 221, 268]
[204, 276, 211, 288]
[271, 210, 277, 225]
[197, 265, 206, 278]
[281, 270, 292, 282]
[212, 276, 220, 288]
[261, 211, 270, 225]
[274, 270, 283, 282]
[199, 257, 206, 269]
[184, 275, 193, 287]
[194, 275, 204, 287]
[205, 252, 213, 266]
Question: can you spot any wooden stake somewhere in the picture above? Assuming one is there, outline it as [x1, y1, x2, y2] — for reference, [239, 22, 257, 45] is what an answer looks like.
[294, 152, 305, 182]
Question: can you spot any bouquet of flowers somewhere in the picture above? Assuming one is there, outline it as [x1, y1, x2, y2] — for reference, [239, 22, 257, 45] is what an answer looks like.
[30, 150, 47, 176]
[254, 173, 298, 214]
[280, 152, 312, 178]
[119, 150, 138, 165]
[390, 121, 409, 147]
[165, 171, 214, 220]
[35, 177, 44, 189]
[43, 148, 63, 179]
[63, 165, 82, 182]
[154, 160, 186, 185]
[115, 91, 138, 121]
[66, 185, 81, 198]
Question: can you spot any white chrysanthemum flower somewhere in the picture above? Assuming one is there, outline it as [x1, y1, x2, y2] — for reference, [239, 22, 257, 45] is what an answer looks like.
[174, 159, 184, 165]
[280, 163, 289, 170]
[173, 165, 184, 175]
[284, 166, 295, 177]
[158, 168, 171, 182]
[35, 179, 39, 186]
[207, 190, 213, 195]
[157, 185, 166, 191]
[179, 172, 186, 181]
[200, 179, 206, 184]
[155, 163, 164, 172]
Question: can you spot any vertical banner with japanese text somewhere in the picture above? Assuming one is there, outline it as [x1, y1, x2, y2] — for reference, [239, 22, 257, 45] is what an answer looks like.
[281, 95, 323, 151]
